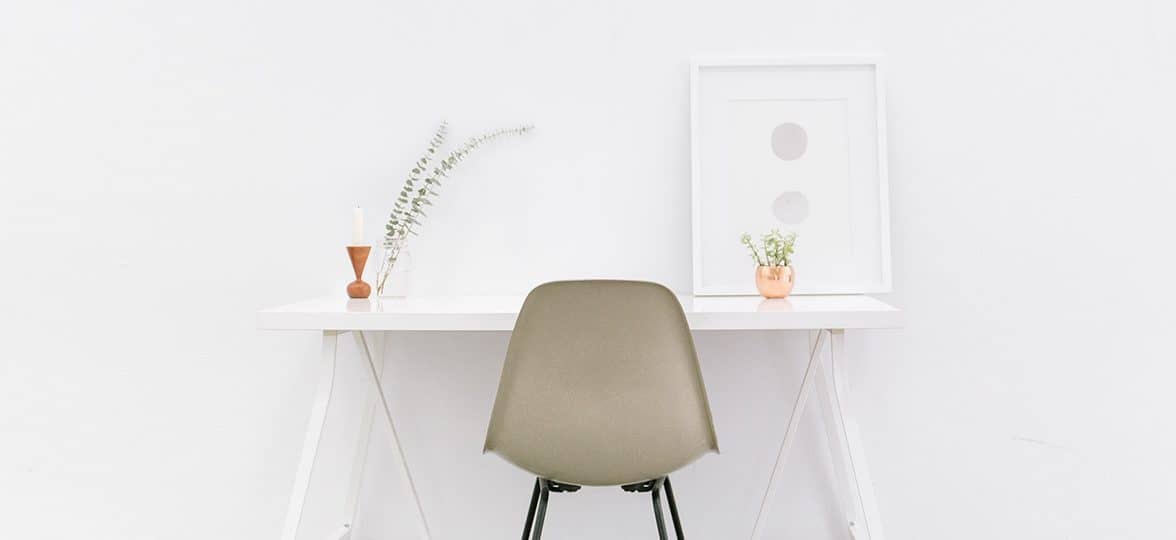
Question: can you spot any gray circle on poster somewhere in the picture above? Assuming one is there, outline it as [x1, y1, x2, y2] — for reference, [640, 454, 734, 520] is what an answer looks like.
[770, 123, 808, 161]
[772, 191, 810, 224]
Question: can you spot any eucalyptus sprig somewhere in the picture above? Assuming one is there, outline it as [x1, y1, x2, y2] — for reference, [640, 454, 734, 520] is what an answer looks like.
[377, 121, 532, 294]
[741, 229, 797, 267]
[383, 122, 532, 245]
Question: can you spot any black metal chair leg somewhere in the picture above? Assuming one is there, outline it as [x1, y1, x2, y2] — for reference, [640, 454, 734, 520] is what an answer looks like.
[532, 480, 551, 540]
[521, 478, 541, 540]
[651, 479, 669, 540]
[663, 477, 685, 540]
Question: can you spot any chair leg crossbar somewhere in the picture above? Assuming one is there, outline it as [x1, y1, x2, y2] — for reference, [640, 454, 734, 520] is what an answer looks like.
[521, 477, 685, 540]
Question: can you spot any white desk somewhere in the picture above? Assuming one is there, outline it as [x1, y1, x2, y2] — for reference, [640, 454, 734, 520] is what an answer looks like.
[260, 294, 901, 540]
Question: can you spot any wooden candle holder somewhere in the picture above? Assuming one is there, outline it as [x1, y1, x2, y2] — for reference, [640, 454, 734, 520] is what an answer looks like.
[346, 245, 372, 299]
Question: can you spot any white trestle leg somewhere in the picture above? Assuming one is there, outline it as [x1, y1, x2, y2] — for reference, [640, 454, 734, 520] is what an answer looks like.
[336, 331, 386, 539]
[814, 330, 854, 536]
[750, 329, 887, 540]
[818, 330, 886, 540]
[356, 331, 432, 539]
[281, 331, 341, 540]
[750, 330, 827, 539]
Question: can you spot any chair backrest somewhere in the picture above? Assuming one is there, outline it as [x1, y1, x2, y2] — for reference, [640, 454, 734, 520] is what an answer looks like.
[484, 280, 719, 486]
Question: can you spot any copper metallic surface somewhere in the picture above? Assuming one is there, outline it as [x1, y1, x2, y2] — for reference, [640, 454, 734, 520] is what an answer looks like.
[347, 245, 372, 299]
[754, 265, 795, 299]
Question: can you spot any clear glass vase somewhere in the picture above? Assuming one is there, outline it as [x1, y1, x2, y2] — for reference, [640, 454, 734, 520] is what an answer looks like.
[376, 237, 413, 297]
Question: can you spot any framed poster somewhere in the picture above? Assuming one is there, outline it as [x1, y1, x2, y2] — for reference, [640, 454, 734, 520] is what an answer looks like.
[690, 56, 892, 295]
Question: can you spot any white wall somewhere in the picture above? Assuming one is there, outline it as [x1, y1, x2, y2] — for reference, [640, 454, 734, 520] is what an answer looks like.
[3, 0, 1175, 539]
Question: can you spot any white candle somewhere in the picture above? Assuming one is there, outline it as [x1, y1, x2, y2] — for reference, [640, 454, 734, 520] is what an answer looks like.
[351, 206, 364, 245]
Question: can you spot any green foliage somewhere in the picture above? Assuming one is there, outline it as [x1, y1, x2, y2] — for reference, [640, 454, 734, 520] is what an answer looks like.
[740, 229, 797, 267]
[377, 121, 532, 294]
[383, 121, 532, 247]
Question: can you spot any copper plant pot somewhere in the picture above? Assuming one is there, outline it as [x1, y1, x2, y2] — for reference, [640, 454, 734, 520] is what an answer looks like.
[755, 265, 795, 299]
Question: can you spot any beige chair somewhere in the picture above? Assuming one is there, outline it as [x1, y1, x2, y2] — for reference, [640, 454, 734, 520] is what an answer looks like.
[485, 280, 719, 540]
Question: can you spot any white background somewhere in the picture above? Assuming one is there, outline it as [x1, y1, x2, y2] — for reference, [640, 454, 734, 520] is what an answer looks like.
[2, 1, 1175, 539]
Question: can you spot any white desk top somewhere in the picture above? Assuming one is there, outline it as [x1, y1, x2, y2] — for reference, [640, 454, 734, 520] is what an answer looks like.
[258, 294, 901, 332]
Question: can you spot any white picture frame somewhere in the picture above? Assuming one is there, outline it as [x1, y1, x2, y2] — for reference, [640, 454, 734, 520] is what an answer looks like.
[690, 56, 892, 296]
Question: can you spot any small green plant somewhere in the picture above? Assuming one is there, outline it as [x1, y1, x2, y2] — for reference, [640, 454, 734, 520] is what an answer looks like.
[740, 229, 797, 267]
